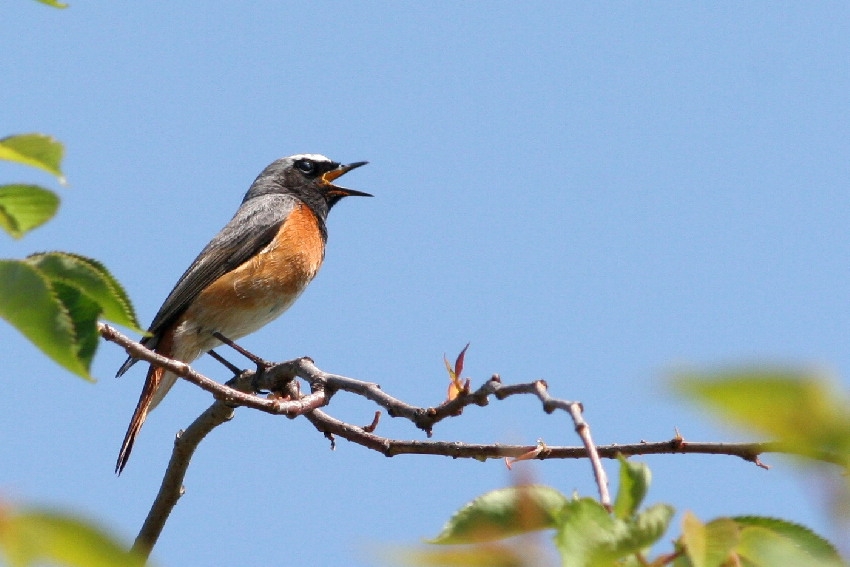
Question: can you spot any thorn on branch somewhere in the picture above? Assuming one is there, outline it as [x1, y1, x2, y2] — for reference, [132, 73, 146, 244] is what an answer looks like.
[671, 429, 686, 451]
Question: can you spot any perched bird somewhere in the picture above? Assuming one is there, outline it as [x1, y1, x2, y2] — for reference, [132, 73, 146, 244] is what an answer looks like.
[115, 154, 370, 473]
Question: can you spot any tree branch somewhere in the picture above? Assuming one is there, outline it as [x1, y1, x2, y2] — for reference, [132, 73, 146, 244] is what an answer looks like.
[98, 323, 839, 558]
[132, 396, 234, 556]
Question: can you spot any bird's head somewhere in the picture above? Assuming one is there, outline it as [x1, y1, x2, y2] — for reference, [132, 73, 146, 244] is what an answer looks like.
[243, 154, 371, 215]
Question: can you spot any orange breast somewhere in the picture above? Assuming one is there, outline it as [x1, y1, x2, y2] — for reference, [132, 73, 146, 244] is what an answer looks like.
[180, 203, 325, 343]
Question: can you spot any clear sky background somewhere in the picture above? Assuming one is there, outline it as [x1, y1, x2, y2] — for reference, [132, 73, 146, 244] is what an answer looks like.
[2, 2, 849, 565]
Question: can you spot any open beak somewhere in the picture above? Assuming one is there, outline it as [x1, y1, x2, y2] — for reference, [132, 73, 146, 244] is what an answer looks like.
[322, 161, 372, 197]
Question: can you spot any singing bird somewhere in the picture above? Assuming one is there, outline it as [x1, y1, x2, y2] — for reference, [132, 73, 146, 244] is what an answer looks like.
[115, 154, 370, 473]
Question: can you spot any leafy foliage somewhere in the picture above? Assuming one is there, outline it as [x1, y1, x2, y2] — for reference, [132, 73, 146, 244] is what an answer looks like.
[429, 485, 567, 544]
[0, 253, 141, 379]
[0, 184, 60, 238]
[404, 458, 845, 567]
[612, 455, 650, 520]
[674, 368, 850, 468]
[674, 513, 844, 567]
[553, 497, 674, 566]
[1, 133, 142, 378]
[0, 134, 65, 239]
[0, 134, 65, 180]
[0, 505, 143, 567]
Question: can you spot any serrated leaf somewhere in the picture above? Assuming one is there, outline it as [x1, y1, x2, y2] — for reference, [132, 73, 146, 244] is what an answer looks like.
[679, 513, 740, 567]
[735, 525, 844, 567]
[0, 134, 65, 182]
[673, 369, 850, 465]
[429, 485, 567, 544]
[0, 260, 90, 378]
[732, 516, 843, 564]
[0, 184, 60, 238]
[26, 252, 142, 332]
[0, 507, 144, 567]
[52, 282, 100, 371]
[613, 456, 650, 520]
[630, 503, 675, 550]
[554, 498, 674, 567]
[553, 498, 619, 566]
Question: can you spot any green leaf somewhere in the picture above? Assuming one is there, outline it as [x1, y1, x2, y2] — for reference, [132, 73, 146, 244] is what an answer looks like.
[33, 0, 69, 8]
[553, 498, 617, 566]
[52, 282, 101, 371]
[673, 369, 850, 465]
[553, 498, 674, 567]
[623, 503, 676, 562]
[0, 507, 144, 567]
[0, 260, 89, 378]
[429, 485, 568, 544]
[612, 455, 650, 520]
[26, 252, 142, 332]
[0, 134, 65, 182]
[732, 516, 843, 566]
[678, 512, 740, 567]
[735, 525, 844, 567]
[0, 184, 60, 238]
[0, 253, 141, 379]
[675, 514, 845, 567]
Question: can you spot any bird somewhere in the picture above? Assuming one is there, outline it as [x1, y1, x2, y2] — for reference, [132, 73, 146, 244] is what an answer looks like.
[115, 154, 370, 474]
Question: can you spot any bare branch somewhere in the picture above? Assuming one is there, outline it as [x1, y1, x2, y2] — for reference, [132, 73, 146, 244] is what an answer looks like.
[132, 398, 234, 557]
[99, 324, 831, 466]
[98, 323, 841, 558]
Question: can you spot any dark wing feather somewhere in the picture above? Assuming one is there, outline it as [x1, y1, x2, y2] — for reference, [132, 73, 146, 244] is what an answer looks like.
[116, 194, 298, 377]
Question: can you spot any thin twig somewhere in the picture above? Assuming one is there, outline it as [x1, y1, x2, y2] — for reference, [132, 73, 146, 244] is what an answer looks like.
[98, 323, 844, 559]
[99, 324, 840, 466]
[568, 401, 610, 508]
[99, 324, 835, 465]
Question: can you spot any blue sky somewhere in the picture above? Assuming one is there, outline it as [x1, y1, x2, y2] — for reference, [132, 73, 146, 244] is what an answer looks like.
[2, 2, 849, 565]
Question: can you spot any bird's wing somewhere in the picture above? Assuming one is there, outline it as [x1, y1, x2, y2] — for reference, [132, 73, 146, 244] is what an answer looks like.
[116, 194, 298, 376]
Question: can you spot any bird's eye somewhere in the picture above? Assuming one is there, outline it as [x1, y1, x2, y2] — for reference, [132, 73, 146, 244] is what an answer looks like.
[296, 160, 315, 175]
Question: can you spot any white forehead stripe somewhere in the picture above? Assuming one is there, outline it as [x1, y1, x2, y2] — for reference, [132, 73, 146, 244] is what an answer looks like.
[289, 153, 332, 162]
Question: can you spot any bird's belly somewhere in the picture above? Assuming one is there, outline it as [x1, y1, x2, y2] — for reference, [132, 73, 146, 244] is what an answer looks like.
[203, 287, 302, 339]
[172, 203, 325, 359]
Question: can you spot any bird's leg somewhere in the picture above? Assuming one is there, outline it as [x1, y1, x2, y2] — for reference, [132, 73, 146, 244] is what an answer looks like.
[207, 349, 242, 376]
[212, 331, 273, 393]
[212, 331, 269, 366]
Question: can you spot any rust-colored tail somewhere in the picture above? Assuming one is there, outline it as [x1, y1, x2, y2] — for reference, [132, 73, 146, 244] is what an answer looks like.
[116, 363, 163, 474]
[116, 330, 174, 474]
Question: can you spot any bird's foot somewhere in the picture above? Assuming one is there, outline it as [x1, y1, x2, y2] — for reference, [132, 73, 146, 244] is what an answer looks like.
[212, 332, 273, 393]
